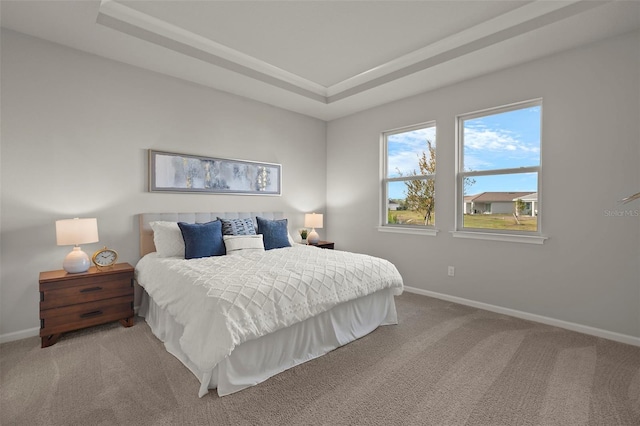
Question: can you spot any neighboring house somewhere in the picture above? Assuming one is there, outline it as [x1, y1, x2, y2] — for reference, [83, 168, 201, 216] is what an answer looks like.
[388, 202, 400, 211]
[513, 192, 538, 217]
[464, 192, 536, 216]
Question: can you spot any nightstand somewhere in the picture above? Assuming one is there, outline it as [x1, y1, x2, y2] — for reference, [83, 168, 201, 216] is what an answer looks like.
[39, 263, 134, 348]
[309, 241, 334, 249]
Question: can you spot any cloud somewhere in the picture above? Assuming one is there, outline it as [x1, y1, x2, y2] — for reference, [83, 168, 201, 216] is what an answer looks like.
[463, 155, 493, 171]
[388, 151, 422, 177]
[387, 127, 435, 176]
[464, 126, 538, 153]
[463, 123, 539, 170]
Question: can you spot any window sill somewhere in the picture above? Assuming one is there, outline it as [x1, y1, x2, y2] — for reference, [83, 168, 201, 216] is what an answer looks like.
[377, 226, 439, 236]
[450, 231, 547, 244]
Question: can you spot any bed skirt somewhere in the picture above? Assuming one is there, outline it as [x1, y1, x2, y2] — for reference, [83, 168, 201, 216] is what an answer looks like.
[139, 288, 398, 397]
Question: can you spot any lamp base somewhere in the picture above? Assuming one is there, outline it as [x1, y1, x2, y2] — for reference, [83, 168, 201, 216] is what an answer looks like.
[308, 229, 320, 245]
[63, 246, 91, 273]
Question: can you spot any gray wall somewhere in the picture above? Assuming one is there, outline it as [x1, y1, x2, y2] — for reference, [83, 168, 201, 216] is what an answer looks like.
[2, 28, 639, 342]
[326, 31, 640, 338]
[0, 30, 327, 337]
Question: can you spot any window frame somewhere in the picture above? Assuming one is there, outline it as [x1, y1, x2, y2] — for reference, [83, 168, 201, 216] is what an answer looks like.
[380, 121, 438, 236]
[454, 99, 546, 244]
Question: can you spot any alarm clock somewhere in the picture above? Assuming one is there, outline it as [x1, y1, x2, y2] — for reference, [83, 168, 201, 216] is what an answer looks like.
[92, 247, 118, 269]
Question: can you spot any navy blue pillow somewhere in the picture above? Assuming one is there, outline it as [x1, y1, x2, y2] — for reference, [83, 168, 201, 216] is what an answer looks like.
[256, 217, 291, 250]
[177, 220, 225, 259]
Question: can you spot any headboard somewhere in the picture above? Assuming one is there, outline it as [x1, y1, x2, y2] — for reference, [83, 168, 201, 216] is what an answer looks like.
[139, 212, 286, 257]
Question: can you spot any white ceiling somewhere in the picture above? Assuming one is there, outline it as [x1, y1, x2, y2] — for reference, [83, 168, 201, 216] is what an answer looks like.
[2, 1, 639, 121]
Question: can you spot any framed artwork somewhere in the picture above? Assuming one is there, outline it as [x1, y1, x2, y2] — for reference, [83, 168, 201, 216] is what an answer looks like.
[149, 150, 281, 195]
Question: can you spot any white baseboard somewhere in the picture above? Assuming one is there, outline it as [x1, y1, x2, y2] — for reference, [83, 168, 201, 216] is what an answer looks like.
[0, 306, 142, 345]
[404, 286, 640, 347]
[0, 327, 39, 344]
[2, 297, 638, 347]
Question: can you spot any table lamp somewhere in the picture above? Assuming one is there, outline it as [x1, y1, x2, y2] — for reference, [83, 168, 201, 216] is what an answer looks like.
[304, 213, 323, 245]
[56, 218, 99, 273]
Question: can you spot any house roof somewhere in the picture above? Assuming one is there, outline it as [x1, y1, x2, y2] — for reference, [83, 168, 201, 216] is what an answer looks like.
[464, 192, 536, 203]
[516, 193, 538, 202]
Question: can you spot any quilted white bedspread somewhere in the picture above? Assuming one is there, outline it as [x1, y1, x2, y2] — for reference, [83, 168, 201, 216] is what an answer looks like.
[135, 244, 403, 392]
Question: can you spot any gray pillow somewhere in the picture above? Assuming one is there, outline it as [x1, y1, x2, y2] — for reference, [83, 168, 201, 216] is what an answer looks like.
[218, 217, 257, 236]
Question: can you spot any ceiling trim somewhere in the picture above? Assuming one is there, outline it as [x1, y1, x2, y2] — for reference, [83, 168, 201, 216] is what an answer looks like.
[96, 0, 328, 102]
[327, 0, 606, 103]
[96, 0, 610, 106]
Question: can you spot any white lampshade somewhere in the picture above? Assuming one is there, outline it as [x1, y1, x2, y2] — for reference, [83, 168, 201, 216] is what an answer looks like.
[304, 213, 323, 229]
[55, 218, 99, 273]
[304, 213, 323, 244]
[56, 218, 99, 246]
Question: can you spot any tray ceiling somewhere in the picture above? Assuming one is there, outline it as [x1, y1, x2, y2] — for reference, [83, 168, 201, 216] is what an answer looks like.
[2, 0, 639, 121]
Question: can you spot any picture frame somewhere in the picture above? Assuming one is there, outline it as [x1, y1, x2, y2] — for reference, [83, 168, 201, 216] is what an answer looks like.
[148, 150, 281, 195]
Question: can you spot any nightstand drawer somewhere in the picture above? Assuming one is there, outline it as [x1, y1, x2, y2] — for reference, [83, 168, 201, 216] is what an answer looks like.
[40, 295, 133, 336]
[40, 274, 132, 310]
[39, 263, 135, 347]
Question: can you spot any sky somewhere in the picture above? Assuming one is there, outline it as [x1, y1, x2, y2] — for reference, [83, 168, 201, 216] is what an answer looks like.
[387, 105, 541, 200]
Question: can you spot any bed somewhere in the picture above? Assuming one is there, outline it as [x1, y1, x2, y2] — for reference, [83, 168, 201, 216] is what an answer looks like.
[135, 212, 403, 397]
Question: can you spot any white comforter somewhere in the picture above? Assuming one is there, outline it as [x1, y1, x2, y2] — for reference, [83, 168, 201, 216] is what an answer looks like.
[135, 244, 403, 390]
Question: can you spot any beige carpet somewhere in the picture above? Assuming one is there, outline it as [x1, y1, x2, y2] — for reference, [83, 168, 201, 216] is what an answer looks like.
[2, 293, 639, 425]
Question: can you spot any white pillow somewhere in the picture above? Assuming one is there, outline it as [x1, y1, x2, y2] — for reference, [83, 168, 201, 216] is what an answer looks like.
[150, 221, 185, 258]
[223, 234, 265, 255]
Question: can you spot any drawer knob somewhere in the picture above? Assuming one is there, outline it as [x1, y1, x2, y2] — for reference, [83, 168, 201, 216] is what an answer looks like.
[80, 310, 103, 319]
[80, 286, 103, 293]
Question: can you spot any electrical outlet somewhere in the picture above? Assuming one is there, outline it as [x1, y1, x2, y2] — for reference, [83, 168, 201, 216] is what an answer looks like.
[448, 266, 455, 277]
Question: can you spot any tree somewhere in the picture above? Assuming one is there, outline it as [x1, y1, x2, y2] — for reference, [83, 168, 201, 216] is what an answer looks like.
[514, 198, 526, 216]
[402, 140, 436, 225]
[463, 174, 476, 196]
[398, 139, 476, 225]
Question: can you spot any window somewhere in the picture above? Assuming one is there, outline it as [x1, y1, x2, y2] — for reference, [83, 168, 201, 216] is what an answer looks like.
[381, 122, 436, 232]
[456, 100, 543, 239]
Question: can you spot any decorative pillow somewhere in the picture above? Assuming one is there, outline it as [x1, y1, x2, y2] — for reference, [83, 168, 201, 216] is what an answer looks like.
[218, 217, 257, 236]
[256, 217, 291, 250]
[150, 221, 185, 258]
[177, 220, 225, 259]
[223, 235, 265, 255]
